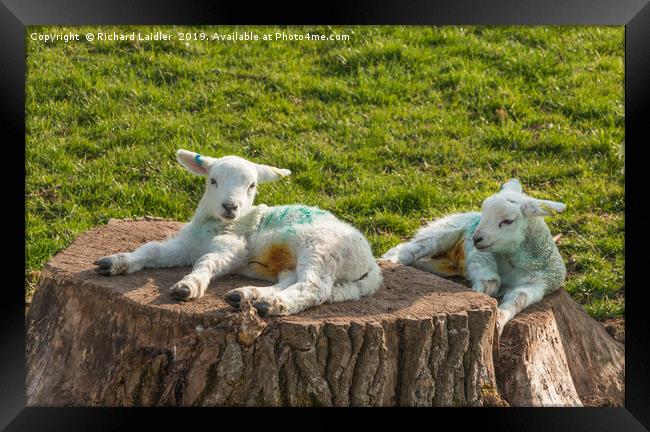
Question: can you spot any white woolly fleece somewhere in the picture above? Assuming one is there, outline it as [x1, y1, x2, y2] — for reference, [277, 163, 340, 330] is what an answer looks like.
[381, 178, 566, 335]
[94, 150, 381, 317]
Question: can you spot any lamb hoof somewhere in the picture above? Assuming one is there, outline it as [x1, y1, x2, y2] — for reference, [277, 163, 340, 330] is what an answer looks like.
[93, 257, 115, 276]
[170, 285, 192, 301]
[224, 291, 242, 309]
[93, 255, 129, 276]
[481, 279, 500, 296]
[94, 257, 113, 268]
[253, 301, 271, 317]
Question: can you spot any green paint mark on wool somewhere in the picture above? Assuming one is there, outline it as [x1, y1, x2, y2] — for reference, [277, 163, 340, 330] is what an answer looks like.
[260, 205, 329, 231]
[464, 214, 481, 237]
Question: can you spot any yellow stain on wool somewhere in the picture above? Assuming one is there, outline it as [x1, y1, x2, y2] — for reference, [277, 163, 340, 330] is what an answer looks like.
[249, 244, 296, 279]
[429, 238, 467, 277]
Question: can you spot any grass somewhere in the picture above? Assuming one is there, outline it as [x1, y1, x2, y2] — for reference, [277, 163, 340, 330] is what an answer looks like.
[25, 25, 624, 320]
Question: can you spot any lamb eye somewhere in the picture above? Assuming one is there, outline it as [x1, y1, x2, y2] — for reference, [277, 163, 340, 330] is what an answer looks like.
[499, 219, 514, 228]
[210, 178, 217, 186]
[249, 182, 256, 190]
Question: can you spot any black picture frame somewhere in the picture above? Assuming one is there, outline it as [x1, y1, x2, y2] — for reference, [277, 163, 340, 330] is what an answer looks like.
[3, 0, 649, 430]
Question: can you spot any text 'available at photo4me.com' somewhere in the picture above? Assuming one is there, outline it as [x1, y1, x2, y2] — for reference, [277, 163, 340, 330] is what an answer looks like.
[29, 29, 352, 44]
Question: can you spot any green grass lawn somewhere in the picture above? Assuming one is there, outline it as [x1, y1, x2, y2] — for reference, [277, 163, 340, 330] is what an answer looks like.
[25, 25, 625, 320]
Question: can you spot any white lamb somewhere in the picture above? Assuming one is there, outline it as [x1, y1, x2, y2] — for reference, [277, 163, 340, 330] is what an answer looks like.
[381, 179, 566, 335]
[94, 149, 382, 317]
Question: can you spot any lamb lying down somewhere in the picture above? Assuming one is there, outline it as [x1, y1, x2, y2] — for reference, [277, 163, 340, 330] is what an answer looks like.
[94, 149, 382, 317]
[381, 179, 566, 334]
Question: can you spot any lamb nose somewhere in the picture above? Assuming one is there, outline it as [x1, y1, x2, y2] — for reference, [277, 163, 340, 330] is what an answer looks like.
[223, 203, 238, 211]
[473, 235, 484, 245]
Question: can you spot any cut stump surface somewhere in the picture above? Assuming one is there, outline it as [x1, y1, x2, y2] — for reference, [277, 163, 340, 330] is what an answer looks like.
[27, 219, 499, 407]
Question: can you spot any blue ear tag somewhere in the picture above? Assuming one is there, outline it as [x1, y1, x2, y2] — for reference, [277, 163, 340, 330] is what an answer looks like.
[194, 154, 203, 166]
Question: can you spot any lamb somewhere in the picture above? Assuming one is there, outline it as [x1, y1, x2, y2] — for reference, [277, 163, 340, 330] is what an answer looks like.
[94, 149, 382, 317]
[381, 179, 566, 335]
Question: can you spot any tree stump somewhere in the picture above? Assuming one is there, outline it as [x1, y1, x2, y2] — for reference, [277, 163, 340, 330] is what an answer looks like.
[496, 288, 625, 407]
[26, 219, 500, 407]
[26, 219, 623, 407]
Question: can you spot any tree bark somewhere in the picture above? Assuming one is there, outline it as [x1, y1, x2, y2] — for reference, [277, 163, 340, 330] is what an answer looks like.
[496, 288, 625, 407]
[26, 218, 499, 407]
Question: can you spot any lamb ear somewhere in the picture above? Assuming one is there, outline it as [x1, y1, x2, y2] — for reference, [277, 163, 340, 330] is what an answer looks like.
[521, 198, 566, 217]
[255, 163, 291, 183]
[500, 178, 523, 193]
[176, 149, 215, 176]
